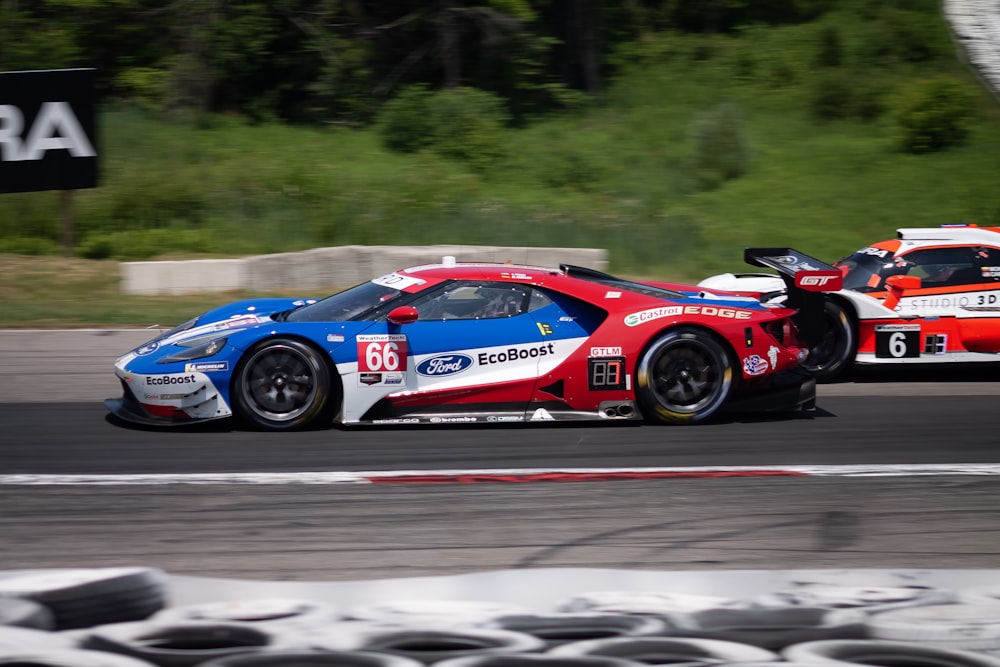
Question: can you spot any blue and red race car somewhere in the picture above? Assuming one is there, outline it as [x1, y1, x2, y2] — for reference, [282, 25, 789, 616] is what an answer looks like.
[107, 252, 839, 430]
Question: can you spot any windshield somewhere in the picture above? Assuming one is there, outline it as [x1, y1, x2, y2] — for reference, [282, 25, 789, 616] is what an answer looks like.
[835, 248, 900, 293]
[284, 281, 407, 322]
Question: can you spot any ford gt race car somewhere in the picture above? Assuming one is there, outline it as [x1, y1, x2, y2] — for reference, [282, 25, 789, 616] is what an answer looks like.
[699, 225, 1000, 382]
[106, 254, 837, 430]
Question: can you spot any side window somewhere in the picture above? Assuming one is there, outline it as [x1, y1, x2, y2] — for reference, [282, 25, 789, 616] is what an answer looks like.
[899, 247, 980, 287]
[974, 247, 1000, 282]
[412, 282, 551, 321]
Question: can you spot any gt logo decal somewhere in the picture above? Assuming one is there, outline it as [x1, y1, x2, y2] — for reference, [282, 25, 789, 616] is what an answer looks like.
[795, 271, 842, 291]
[357, 334, 407, 371]
[799, 275, 836, 286]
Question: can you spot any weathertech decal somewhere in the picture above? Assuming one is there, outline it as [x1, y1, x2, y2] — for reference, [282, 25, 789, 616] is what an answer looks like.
[357, 334, 407, 372]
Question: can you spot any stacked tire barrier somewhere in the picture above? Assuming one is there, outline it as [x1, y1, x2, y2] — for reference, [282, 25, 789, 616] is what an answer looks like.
[7, 568, 1000, 666]
[944, 0, 1000, 98]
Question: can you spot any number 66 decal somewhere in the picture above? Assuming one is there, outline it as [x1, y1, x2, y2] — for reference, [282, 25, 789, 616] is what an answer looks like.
[357, 334, 408, 371]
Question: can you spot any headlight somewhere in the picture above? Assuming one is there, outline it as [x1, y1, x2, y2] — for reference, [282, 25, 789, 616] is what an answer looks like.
[157, 337, 228, 363]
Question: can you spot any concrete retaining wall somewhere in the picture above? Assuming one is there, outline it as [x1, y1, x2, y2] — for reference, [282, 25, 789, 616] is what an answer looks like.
[122, 245, 608, 296]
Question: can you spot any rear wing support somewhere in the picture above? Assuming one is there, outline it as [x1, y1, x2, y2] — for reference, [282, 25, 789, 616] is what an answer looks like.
[744, 248, 843, 347]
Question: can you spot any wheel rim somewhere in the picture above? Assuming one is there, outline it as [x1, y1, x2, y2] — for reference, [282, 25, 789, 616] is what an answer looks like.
[649, 339, 725, 414]
[240, 344, 320, 422]
[805, 308, 852, 374]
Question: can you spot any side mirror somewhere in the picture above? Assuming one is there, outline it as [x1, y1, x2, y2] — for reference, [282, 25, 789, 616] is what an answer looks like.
[387, 306, 419, 325]
[885, 274, 921, 290]
[883, 274, 921, 311]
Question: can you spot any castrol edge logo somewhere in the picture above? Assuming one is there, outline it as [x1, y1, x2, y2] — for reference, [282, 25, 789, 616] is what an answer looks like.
[624, 305, 751, 326]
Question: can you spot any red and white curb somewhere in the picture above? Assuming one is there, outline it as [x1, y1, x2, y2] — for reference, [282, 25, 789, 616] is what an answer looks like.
[4, 463, 1000, 485]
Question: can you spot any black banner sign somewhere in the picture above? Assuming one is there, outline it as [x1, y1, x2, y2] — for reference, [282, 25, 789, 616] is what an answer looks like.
[0, 69, 98, 193]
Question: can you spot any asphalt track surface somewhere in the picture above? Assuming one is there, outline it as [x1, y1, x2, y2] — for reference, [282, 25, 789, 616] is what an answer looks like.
[2, 329, 1000, 581]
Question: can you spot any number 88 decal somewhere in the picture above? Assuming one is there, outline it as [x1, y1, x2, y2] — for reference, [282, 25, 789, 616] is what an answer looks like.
[357, 334, 408, 371]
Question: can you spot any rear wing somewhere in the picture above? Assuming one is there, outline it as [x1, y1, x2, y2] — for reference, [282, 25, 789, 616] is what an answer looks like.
[744, 247, 842, 348]
[744, 247, 843, 292]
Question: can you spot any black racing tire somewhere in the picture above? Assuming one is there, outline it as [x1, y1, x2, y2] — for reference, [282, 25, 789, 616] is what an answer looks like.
[669, 607, 867, 650]
[0, 597, 54, 630]
[481, 613, 667, 648]
[313, 627, 547, 664]
[232, 337, 336, 431]
[782, 639, 1000, 667]
[548, 637, 780, 664]
[432, 655, 646, 667]
[803, 300, 856, 383]
[0, 649, 160, 667]
[198, 651, 426, 667]
[635, 327, 735, 425]
[0, 567, 167, 630]
[80, 620, 288, 667]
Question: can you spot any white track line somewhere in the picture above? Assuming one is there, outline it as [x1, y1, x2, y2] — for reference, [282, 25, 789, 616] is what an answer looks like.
[4, 463, 1000, 485]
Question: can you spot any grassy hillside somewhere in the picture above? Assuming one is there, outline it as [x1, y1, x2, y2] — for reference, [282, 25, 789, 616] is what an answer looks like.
[2, 3, 1000, 326]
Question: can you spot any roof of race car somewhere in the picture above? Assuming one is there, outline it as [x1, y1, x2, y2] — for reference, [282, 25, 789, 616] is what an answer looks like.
[401, 260, 561, 280]
[857, 225, 1000, 258]
[896, 224, 1000, 245]
[394, 258, 710, 304]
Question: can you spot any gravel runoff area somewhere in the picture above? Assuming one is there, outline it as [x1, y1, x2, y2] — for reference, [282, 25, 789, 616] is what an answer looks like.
[944, 0, 1000, 97]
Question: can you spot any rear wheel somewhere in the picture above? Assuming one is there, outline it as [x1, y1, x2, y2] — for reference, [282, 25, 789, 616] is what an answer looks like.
[233, 338, 334, 431]
[803, 299, 856, 383]
[636, 327, 735, 424]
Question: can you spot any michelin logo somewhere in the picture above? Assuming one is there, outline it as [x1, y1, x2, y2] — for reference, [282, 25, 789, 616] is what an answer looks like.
[186, 362, 229, 372]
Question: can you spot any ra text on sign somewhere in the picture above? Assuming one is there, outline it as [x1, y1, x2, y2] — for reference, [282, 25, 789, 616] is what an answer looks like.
[0, 69, 98, 193]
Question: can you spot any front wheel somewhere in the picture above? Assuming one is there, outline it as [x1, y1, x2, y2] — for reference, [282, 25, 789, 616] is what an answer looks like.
[803, 300, 856, 383]
[636, 327, 735, 425]
[232, 337, 335, 431]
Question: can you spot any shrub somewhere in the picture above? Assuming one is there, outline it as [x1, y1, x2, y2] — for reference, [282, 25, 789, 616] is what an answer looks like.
[77, 228, 220, 260]
[427, 87, 510, 171]
[688, 101, 750, 189]
[889, 77, 977, 153]
[376, 84, 435, 153]
[815, 25, 842, 68]
[114, 67, 168, 112]
[808, 70, 854, 120]
[0, 237, 58, 255]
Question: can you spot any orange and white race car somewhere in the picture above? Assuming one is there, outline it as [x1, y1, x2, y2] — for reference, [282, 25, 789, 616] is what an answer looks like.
[699, 225, 1000, 381]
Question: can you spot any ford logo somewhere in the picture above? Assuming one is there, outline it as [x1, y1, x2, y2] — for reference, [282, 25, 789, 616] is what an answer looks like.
[416, 353, 474, 377]
[135, 341, 159, 356]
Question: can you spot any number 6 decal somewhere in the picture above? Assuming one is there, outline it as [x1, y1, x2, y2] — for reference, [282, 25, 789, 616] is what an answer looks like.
[875, 324, 919, 359]
[357, 334, 408, 371]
